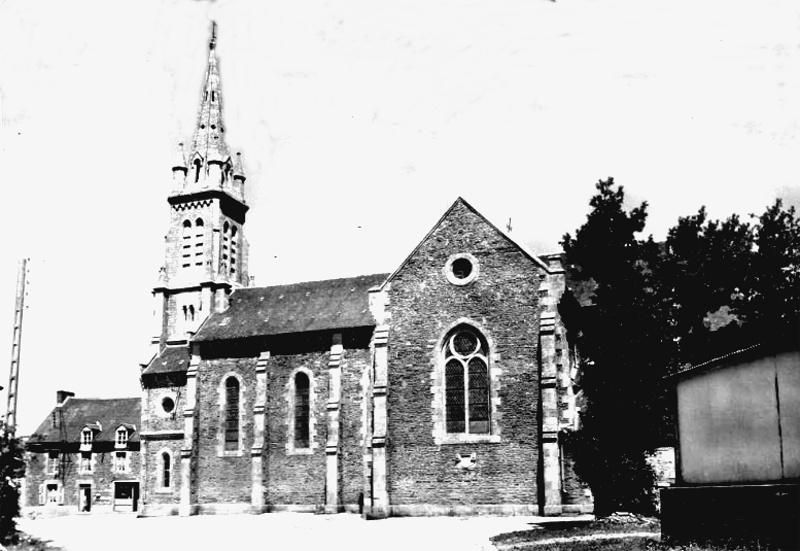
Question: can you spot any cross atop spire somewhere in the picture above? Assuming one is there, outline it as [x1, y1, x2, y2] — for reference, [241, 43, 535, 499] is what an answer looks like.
[191, 21, 229, 164]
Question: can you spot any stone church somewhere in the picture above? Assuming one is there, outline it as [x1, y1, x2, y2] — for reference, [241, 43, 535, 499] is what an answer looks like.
[138, 27, 591, 518]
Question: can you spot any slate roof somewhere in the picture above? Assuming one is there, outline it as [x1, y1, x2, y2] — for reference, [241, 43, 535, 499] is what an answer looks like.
[29, 397, 141, 444]
[194, 273, 388, 342]
[141, 345, 191, 376]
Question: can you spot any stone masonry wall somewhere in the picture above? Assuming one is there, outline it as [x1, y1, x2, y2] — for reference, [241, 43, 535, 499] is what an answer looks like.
[142, 438, 182, 513]
[195, 356, 258, 506]
[265, 351, 328, 509]
[385, 201, 546, 511]
[143, 385, 186, 434]
[339, 347, 371, 510]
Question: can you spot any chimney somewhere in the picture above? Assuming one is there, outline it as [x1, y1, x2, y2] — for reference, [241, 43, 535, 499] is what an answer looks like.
[56, 390, 74, 405]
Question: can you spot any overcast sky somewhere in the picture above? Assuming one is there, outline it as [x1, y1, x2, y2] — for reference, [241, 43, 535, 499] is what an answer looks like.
[1, 0, 798, 436]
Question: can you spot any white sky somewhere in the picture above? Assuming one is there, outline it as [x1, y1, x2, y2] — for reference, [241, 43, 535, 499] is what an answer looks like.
[0, 0, 798, 436]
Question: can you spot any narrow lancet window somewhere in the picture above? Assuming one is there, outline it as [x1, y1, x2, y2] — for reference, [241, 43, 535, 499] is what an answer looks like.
[224, 377, 240, 451]
[294, 372, 310, 448]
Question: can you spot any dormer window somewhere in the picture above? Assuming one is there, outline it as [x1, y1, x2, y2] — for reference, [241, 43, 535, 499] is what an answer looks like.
[80, 428, 93, 450]
[80, 422, 100, 451]
[115, 427, 128, 448]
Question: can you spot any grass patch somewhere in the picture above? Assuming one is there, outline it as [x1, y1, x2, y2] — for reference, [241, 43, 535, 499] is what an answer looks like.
[504, 539, 776, 551]
[492, 520, 659, 546]
[492, 520, 786, 551]
[4, 532, 62, 551]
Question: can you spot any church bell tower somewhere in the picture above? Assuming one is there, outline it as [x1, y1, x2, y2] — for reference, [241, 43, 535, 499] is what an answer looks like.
[152, 23, 250, 347]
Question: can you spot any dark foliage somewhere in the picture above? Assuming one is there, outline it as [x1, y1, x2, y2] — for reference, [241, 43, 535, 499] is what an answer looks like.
[662, 198, 800, 364]
[561, 180, 800, 516]
[0, 422, 26, 544]
[561, 178, 670, 516]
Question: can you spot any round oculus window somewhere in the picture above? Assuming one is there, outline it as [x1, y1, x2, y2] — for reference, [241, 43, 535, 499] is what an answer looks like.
[451, 258, 473, 280]
[162, 397, 175, 414]
[444, 253, 479, 285]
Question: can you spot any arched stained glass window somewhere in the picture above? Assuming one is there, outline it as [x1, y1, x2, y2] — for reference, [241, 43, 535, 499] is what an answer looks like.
[443, 327, 489, 434]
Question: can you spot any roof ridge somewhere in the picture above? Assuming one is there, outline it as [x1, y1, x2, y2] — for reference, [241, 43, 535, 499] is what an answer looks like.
[66, 396, 140, 402]
[240, 272, 391, 291]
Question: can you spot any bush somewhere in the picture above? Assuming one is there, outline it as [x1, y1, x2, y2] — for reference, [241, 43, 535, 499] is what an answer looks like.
[0, 422, 26, 545]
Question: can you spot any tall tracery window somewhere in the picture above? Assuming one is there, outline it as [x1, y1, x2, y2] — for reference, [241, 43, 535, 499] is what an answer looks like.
[294, 372, 310, 448]
[444, 327, 490, 434]
[224, 377, 240, 451]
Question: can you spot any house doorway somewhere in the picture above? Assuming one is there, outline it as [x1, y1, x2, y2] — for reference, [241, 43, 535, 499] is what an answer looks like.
[113, 482, 139, 512]
[78, 484, 91, 513]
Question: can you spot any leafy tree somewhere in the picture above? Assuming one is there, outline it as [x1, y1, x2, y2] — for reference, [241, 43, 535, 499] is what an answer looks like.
[661, 199, 800, 364]
[0, 422, 26, 544]
[561, 178, 672, 516]
[662, 208, 755, 364]
[746, 199, 800, 336]
[563, 180, 800, 517]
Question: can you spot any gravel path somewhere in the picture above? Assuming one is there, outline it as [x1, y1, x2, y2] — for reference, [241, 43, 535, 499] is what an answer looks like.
[19, 513, 595, 551]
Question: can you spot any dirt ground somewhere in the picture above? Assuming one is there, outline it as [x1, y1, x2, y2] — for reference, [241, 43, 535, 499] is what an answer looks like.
[18, 512, 592, 551]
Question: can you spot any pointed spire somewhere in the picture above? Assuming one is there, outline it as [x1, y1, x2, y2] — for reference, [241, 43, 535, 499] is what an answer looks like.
[233, 151, 246, 181]
[171, 141, 187, 171]
[191, 21, 230, 164]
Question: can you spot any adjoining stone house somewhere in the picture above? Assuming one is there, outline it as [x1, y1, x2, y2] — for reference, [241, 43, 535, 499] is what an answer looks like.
[23, 391, 141, 514]
[138, 25, 592, 518]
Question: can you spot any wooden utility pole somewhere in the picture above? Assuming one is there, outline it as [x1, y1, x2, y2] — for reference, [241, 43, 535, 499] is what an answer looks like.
[5, 258, 29, 436]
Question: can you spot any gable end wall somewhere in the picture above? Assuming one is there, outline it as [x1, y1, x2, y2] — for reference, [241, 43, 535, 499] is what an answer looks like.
[385, 201, 546, 513]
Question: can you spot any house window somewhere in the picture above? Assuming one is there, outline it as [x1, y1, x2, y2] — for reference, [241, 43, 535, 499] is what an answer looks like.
[115, 428, 128, 448]
[41, 482, 61, 505]
[161, 451, 171, 489]
[224, 377, 240, 451]
[444, 327, 490, 434]
[294, 372, 310, 448]
[114, 451, 127, 473]
[81, 428, 93, 448]
[80, 452, 93, 473]
[46, 452, 59, 476]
